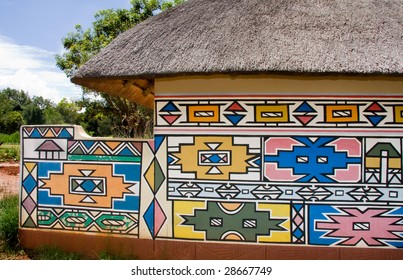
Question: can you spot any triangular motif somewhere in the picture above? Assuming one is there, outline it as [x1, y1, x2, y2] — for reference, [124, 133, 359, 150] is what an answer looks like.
[118, 147, 134, 156]
[161, 114, 180, 125]
[39, 127, 48, 135]
[58, 128, 73, 138]
[365, 115, 386, 126]
[105, 141, 121, 150]
[30, 129, 42, 138]
[23, 217, 36, 228]
[160, 101, 180, 112]
[45, 129, 56, 138]
[24, 127, 33, 135]
[24, 162, 37, 173]
[80, 196, 96, 203]
[154, 199, 167, 237]
[132, 142, 143, 154]
[224, 114, 246, 125]
[365, 102, 386, 112]
[93, 147, 106, 155]
[206, 143, 222, 150]
[154, 159, 166, 194]
[294, 101, 316, 113]
[144, 200, 155, 236]
[71, 145, 85, 155]
[83, 141, 95, 149]
[154, 136, 165, 151]
[168, 154, 179, 165]
[207, 166, 222, 175]
[52, 127, 62, 135]
[79, 169, 95, 176]
[226, 101, 246, 112]
[144, 161, 155, 192]
[295, 115, 316, 126]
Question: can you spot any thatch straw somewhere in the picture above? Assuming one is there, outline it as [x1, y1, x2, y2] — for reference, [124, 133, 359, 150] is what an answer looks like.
[72, 0, 403, 107]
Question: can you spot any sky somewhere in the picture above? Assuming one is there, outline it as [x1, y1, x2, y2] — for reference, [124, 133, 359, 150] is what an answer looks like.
[0, 0, 133, 102]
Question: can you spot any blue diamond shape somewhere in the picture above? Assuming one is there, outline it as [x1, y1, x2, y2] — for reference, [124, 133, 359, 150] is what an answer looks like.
[293, 228, 303, 239]
[23, 175, 37, 193]
[144, 200, 155, 236]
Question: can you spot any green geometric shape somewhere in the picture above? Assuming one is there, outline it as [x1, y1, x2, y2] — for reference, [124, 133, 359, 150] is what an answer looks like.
[60, 211, 93, 228]
[183, 202, 286, 242]
[68, 155, 141, 162]
[71, 146, 85, 155]
[38, 210, 57, 226]
[154, 159, 165, 193]
[95, 214, 135, 231]
[22, 217, 36, 228]
[367, 143, 401, 158]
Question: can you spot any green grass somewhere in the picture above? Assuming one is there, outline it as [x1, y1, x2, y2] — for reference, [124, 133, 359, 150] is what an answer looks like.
[0, 195, 19, 251]
[0, 144, 20, 162]
[96, 250, 138, 260]
[26, 246, 82, 260]
[0, 195, 139, 260]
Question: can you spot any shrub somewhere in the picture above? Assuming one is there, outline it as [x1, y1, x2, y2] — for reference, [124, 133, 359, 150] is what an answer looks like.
[0, 195, 19, 250]
[0, 143, 20, 162]
[0, 132, 20, 144]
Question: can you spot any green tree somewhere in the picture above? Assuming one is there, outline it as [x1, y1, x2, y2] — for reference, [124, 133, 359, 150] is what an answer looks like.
[55, 98, 82, 125]
[22, 104, 45, 125]
[1, 111, 24, 134]
[56, 0, 184, 138]
[0, 88, 30, 133]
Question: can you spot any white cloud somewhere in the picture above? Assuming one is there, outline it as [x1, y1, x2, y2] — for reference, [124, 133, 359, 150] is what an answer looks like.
[0, 35, 82, 102]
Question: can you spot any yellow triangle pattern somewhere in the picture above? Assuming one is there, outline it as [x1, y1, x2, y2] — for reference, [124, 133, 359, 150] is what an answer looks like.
[24, 162, 36, 173]
[45, 129, 56, 138]
[93, 147, 106, 155]
[145, 161, 155, 192]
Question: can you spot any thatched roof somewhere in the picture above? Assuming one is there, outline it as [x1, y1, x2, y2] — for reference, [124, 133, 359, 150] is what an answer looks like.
[72, 0, 403, 108]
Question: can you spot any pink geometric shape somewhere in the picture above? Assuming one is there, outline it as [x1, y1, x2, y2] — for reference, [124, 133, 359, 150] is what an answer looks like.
[161, 114, 180, 125]
[265, 162, 303, 181]
[295, 115, 316, 126]
[226, 101, 246, 112]
[293, 215, 303, 227]
[329, 164, 361, 182]
[265, 137, 301, 155]
[154, 199, 167, 236]
[316, 208, 403, 246]
[329, 138, 361, 157]
[22, 196, 36, 214]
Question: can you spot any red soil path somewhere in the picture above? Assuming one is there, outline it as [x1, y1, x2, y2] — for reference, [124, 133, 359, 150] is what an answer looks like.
[0, 162, 19, 199]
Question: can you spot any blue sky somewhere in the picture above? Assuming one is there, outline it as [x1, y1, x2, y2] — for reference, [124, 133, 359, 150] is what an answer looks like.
[0, 0, 132, 102]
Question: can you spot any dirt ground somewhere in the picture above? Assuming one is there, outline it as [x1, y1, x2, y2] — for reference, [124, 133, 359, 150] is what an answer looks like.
[0, 162, 19, 199]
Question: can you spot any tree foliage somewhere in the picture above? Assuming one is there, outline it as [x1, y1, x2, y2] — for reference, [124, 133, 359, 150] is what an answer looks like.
[56, 0, 185, 138]
[0, 88, 85, 135]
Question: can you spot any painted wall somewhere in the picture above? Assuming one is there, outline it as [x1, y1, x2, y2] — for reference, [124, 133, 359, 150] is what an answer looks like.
[20, 75, 403, 249]
[20, 126, 153, 237]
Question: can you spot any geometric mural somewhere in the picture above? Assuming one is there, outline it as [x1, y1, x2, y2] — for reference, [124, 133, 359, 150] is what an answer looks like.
[264, 137, 362, 183]
[156, 99, 403, 129]
[20, 126, 144, 237]
[21, 95, 403, 248]
[157, 96, 403, 249]
[174, 201, 290, 243]
[310, 205, 403, 248]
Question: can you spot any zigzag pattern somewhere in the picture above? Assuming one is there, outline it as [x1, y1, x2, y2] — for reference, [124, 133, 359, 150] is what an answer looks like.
[68, 140, 142, 157]
[23, 127, 74, 139]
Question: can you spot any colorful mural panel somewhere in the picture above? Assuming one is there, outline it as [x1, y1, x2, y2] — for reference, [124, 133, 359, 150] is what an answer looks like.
[21, 95, 403, 249]
[20, 126, 146, 236]
[155, 99, 403, 129]
[158, 96, 403, 249]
